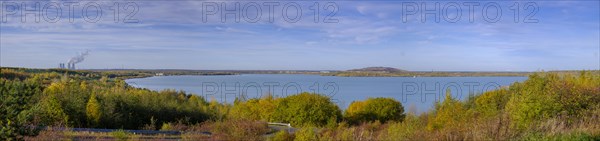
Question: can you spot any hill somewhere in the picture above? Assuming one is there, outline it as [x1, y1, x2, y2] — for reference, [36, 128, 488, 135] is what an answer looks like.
[348, 67, 406, 73]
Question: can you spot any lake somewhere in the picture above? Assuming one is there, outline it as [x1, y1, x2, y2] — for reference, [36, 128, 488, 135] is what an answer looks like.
[125, 74, 527, 113]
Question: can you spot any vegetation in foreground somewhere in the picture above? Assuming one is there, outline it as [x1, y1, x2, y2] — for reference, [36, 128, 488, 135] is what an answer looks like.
[1, 67, 599, 140]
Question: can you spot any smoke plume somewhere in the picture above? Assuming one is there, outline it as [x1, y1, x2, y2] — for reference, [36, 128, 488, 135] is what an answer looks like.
[68, 50, 90, 64]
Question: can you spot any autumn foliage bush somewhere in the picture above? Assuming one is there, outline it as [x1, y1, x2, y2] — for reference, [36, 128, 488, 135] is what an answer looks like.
[344, 97, 405, 124]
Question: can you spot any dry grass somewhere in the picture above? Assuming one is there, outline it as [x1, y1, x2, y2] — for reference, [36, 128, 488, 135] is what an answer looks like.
[301, 107, 599, 141]
[24, 127, 185, 141]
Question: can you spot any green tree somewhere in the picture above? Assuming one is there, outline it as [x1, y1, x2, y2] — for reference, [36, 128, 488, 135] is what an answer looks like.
[505, 73, 561, 130]
[427, 90, 469, 130]
[344, 97, 405, 124]
[0, 79, 42, 140]
[33, 94, 69, 126]
[505, 72, 600, 130]
[475, 89, 510, 118]
[230, 98, 261, 120]
[86, 93, 102, 127]
[272, 92, 342, 127]
[229, 94, 279, 121]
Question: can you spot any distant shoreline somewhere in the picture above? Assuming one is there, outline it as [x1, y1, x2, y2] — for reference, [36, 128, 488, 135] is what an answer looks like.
[3, 67, 597, 78]
[322, 71, 532, 77]
[85, 68, 534, 77]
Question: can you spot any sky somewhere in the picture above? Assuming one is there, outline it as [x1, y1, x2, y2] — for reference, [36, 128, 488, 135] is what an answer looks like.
[1, 0, 599, 71]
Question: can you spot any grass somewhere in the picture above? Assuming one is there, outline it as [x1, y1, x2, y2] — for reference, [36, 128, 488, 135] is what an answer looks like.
[110, 129, 129, 141]
[25, 128, 182, 141]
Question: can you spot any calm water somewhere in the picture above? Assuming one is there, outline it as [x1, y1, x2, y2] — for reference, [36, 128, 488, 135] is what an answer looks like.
[126, 74, 527, 113]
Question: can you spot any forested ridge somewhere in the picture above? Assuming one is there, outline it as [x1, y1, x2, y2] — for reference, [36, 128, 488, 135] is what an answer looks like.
[1, 67, 599, 140]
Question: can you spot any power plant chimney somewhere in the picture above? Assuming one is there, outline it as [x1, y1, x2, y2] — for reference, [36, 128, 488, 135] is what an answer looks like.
[60, 50, 90, 70]
[67, 63, 76, 70]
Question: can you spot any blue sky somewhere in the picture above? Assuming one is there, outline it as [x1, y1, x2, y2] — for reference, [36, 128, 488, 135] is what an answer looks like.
[1, 0, 599, 71]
